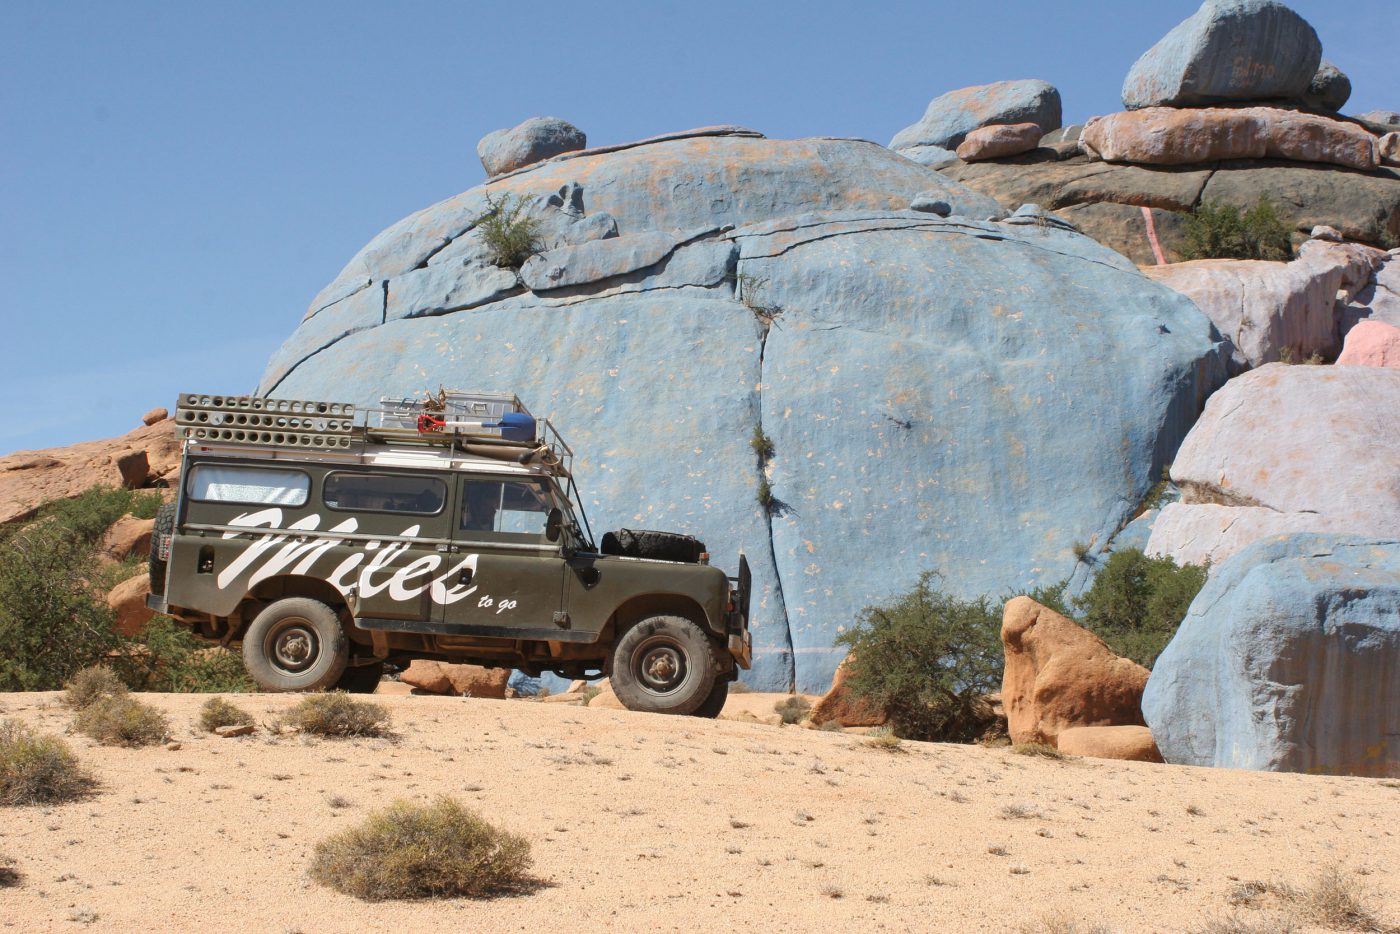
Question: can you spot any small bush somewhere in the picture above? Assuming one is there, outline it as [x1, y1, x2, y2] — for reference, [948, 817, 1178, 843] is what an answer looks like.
[0, 719, 97, 805]
[285, 692, 391, 738]
[120, 618, 254, 693]
[64, 667, 128, 709]
[1273, 865, 1383, 931]
[773, 696, 811, 725]
[309, 796, 533, 900]
[73, 694, 169, 747]
[474, 193, 542, 270]
[198, 697, 254, 733]
[30, 486, 161, 545]
[836, 572, 1003, 742]
[863, 727, 905, 752]
[750, 426, 775, 461]
[1182, 197, 1292, 261]
[1073, 548, 1207, 668]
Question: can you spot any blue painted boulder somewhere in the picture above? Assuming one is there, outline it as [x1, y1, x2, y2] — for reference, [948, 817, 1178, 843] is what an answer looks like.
[1122, 0, 1322, 110]
[1144, 534, 1400, 776]
[478, 116, 586, 178]
[1305, 60, 1351, 112]
[260, 127, 1226, 692]
[890, 80, 1062, 163]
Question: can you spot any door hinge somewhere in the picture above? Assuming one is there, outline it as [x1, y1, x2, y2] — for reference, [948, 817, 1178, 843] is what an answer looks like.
[552, 611, 571, 629]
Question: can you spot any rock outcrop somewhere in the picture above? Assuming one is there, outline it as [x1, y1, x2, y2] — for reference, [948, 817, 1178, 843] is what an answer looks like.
[1337, 319, 1400, 367]
[890, 80, 1061, 164]
[399, 660, 511, 698]
[0, 417, 179, 526]
[97, 515, 155, 563]
[1144, 534, 1400, 776]
[1121, 0, 1321, 110]
[1000, 597, 1151, 747]
[1056, 725, 1164, 763]
[477, 116, 586, 178]
[954, 123, 1042, 162]
[1145, 364, 1400, 566]
[259, 127, 1226, 692]
[106, 574, 154, 637]
[807, 657, 886, 728]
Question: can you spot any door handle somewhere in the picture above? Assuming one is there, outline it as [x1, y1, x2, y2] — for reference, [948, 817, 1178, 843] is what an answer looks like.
[458, 568, 474, 586]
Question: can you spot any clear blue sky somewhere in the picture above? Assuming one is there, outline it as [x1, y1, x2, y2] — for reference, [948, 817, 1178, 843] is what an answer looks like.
[2, 0, 1396, 452]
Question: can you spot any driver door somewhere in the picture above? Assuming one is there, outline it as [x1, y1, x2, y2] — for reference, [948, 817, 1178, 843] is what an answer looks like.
[437, 475, 567, 638]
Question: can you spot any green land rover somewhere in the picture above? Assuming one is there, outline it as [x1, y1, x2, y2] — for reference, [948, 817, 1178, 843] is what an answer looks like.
[146, 391, 751, 717]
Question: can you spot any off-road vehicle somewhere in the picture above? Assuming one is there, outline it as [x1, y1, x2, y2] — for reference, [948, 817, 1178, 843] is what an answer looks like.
[146, 391, 751, 716]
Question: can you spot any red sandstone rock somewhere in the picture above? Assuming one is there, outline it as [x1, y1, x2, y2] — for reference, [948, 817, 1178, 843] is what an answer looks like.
[955, 123, 1043, 162]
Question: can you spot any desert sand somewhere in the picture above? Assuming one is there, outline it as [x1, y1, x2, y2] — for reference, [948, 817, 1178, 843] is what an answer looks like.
[1, 691, 1397, 934]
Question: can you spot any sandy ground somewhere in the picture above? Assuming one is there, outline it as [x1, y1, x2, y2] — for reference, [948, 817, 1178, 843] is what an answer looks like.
[1, 691, 1397, 934]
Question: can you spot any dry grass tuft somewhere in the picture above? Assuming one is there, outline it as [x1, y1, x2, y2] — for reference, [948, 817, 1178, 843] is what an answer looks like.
[309, 797, 534, 901]
[198, 697, 254, 733]
[284, 692, 391, 738]
[999, 802, 1043, 820]
[63, 667, 128, 710]
[1272, 864, 1387, 932]
[1019, 913, 1112, 934]
[1010, 743, 1067, 760]
[1192, 915, 1296, 934]
[0, 719, 97, 805]
[72, 694, 169, 747]
[773, 696, 812, 725]
[862, 727, 905, 752]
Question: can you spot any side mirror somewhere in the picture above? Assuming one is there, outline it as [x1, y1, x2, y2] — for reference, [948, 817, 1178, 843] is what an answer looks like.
[545, 507, 564, 543]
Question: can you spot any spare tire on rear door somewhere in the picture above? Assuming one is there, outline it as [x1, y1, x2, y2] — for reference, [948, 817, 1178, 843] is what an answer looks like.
[148, 502, 177, 596]
[599, 528, 706, 563]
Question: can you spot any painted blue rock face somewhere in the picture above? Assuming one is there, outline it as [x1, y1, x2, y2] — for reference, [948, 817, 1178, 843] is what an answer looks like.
[261, 128, 1226, 692]
[1122, 0, 1322, 110]
[890, 80, 1061, 155]
[1144, 534, 1400, 776]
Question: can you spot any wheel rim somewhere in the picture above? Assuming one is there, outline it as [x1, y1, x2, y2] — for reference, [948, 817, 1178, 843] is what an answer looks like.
[632, 635, 689, 696]
[266, 616, 320, 675]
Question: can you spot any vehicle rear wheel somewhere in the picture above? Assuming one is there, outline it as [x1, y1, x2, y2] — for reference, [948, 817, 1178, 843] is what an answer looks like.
[689, 678, 730, 719]
[610, 615, 719, 715]
[242, 598, 348, 692]
[148, 502, 176, 596]
[334, 661, 385, 694]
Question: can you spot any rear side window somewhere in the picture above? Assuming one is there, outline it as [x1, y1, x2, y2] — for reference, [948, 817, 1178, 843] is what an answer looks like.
[188, 464, 310, 507]
[324, 472, 446, 515]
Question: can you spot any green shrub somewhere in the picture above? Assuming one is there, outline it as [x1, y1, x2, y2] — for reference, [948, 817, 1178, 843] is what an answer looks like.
[750, 425, 775, 461]
[773, 696, 811, 724]
[29, 486, 162, 544]
[64, 667, 128, 709]
[198, 697, 254, 733]
[863, 726, 905, 752]
[1073, 548, 1207, 668]
[0, 719, 97, 805]
[836, 572, 1003, 742]
[73, 694, 169, 747]
[285, 692, 391, 738]
[1182, 197, 1292, 261]
[474, 193, 542, 269]
[120, 618, 254, 693]
[0, 520, 120, 691]
[309, 796, 533, 900]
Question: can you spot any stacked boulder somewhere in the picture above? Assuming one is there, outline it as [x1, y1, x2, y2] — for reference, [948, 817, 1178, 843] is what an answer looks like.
[890, 79, 1061, 165]
[938, 0, 1400, 265]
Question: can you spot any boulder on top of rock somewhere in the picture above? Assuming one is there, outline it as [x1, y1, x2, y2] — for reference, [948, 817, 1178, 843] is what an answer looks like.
[1122, 0, 1321, 109]
[1337, 319, 1400, 367]
[1381, 133, 1400, 167]
[1000, 597, 1151, 748]
[955, 123, 1043, 162]
[262, 129, 1226, 692]
[141, 407, 168, 426]
[1304, 60, 1351, 112]
[1056, 725, 1164, 762]
[1082, 107, 1377, 171]
[890, 79, 1061, 156]
[478, 116, 586, 178]
[1144, 534, 1400, 775]
[1355, 110, 1400, 128]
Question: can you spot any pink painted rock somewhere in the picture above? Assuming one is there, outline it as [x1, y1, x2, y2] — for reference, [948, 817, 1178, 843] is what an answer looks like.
[955, 123, 1043, 162]
[1337, 319, 1400, 368]
[1056, 725, 1163, 763]
[106, 574, 154, 637]
[399, 660, 510, 698]
[1082, 107, 1377, 170]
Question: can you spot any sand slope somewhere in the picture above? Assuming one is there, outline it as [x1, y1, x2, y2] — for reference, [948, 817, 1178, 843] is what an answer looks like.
[1, 692, 1396, 933]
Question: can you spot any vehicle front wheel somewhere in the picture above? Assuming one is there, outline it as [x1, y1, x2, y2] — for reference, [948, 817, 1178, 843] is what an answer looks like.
[242, 598, 349, 692]
[689, 678, 730, 719]
[610, 615, 720, 715]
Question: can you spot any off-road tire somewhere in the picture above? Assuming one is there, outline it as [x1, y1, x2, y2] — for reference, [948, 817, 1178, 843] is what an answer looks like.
[148, 502, 177, 596]
[689, 678, 730, 719]
[242, 598, 349, 692]
[599, 529, 706, 563]
[610, 615, 720, 715]
[335, 661, 385, 694]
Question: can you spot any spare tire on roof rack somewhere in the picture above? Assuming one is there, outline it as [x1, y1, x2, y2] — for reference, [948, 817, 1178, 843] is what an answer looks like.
[599, 529, 706, 564]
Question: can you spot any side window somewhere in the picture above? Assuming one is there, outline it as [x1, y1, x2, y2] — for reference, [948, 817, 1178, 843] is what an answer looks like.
[188, 464, 310, 507]
[459, 479, 552, 539]
[323, 473, 446, 515]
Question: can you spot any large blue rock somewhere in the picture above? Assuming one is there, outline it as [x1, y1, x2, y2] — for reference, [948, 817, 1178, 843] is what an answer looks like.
[1122, 0, 1322, 109]
[260, 127, 1226, 692]
[890, 80, 1061, 159]
[478, 116, 586, 178]
[1144, 534, 1400, 776]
